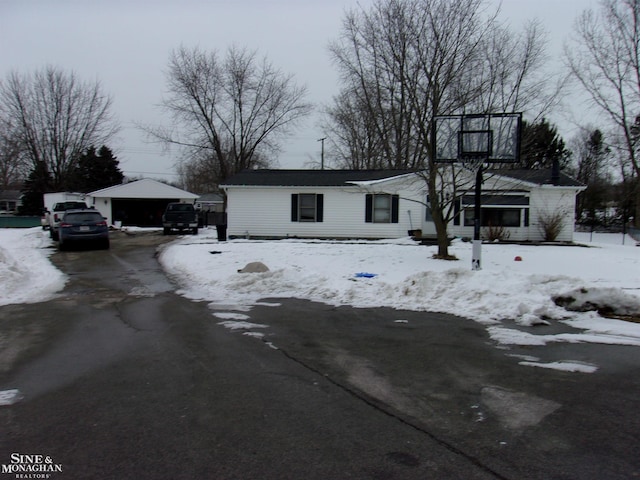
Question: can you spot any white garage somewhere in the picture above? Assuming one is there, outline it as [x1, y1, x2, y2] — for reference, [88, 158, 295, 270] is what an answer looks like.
[88, 179, 199, 227]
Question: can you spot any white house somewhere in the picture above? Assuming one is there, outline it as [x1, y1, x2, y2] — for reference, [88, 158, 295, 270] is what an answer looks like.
[88, 179, 199, 227]
[221, 169, 585, 242]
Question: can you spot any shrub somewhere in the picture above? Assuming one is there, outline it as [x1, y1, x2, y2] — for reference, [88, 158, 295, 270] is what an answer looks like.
[538, 209, 565, 241]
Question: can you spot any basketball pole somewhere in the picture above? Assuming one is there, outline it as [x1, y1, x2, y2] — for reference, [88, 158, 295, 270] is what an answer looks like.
[472, 164, 483, 271]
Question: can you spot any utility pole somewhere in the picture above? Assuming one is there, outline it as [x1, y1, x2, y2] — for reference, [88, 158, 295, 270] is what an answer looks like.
[317, 137, 326, 170]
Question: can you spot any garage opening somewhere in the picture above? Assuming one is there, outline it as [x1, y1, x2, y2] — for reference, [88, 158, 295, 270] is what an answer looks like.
[112, 199, 180, 227]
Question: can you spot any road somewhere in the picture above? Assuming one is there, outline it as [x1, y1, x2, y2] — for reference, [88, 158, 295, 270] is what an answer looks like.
[0, 230, 639, 479]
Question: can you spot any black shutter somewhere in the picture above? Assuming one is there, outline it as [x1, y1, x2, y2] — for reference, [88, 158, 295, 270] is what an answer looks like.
[391, 195, 399, 223]
[365, 194, 373, 223]
[316, 194, 323, 222]
[291, 194, 298, 222]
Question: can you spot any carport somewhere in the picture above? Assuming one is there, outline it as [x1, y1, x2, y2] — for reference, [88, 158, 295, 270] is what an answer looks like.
[88, 179, 199, 227]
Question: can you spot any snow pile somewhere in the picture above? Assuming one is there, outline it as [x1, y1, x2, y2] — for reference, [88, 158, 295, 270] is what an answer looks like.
[158, 231, 640, 324]
[157, 229, 640, 353]
[0, 228, 66, 306]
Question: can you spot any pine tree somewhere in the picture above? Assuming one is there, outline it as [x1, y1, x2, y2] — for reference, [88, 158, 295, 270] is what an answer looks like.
[66, 145, 124, 193]
[520, 119, 571, 170]
[19, 160, 51, 215]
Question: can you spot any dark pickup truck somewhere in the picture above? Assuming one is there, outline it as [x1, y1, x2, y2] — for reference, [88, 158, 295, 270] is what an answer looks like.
[162, 202, 198, 235]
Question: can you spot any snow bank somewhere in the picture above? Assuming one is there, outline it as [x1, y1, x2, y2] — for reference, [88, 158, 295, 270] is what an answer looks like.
[158, 228, 640, 350]
[0, 228, 66, 306]
[159, 230, 640, 322]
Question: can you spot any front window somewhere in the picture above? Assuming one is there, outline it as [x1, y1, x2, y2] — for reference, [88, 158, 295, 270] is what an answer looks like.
[299, 194, 318, 222]
[291, 193, 323, 222]
[365, 193, 399, 223]
[373, 195, 391, 223]
[464, 208, 523, 227]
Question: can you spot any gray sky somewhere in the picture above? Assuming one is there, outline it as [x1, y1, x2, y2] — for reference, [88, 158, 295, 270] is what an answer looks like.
[1, 0, 595, 182]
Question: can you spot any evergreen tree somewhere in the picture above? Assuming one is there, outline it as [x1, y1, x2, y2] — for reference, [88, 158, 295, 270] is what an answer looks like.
[19, 160, 51, 215]
[66, 145, 124, 193]
[520, 119, 571, 170]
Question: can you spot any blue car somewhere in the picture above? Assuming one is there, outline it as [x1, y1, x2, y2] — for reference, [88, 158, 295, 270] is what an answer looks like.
[58, 209, 110, 250]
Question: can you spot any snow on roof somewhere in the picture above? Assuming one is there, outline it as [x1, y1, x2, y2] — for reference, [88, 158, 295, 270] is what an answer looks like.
[89, 178, 198, 199]
[221, 169, 417, 187]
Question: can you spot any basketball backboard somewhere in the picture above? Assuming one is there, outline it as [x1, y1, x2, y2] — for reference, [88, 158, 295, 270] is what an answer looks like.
[433, 113, 522, 163]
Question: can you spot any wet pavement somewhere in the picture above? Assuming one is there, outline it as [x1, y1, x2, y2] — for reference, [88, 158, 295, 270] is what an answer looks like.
[0, 230, 639, 479]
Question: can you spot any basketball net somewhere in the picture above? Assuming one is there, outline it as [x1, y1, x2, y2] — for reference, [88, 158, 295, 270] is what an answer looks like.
[460, 156, 485, 173]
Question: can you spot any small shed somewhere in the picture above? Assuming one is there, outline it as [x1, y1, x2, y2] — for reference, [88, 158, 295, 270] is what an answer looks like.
[88, 179, 198, 227]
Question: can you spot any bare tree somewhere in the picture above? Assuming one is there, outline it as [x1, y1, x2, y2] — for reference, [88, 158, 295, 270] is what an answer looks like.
[320, 90, 385, 169]
[0, 119, 29, 187]
[566, 0, 640, 225]
[326, 0, 556, 257]
[0, 66, 118, 189]
[146, 45, 312, 189]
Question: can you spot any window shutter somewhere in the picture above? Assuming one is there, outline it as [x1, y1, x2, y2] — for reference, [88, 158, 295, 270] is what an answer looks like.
[391, 195, 399, 223]
[365, 194, 373, 223]
[291, 194, 298, 222]
[316, 194, 323, 222]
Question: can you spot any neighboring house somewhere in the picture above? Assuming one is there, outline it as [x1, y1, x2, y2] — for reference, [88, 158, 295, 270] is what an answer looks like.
[195, 193, 225, 213]
[221, 168, 585, 242]
[87, 179, 199, 227]
[0, 190, 22, 215]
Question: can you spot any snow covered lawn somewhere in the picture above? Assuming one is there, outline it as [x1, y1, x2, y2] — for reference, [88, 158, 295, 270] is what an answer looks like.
[157, 229, 640, 355]
[1, 227, 640, 364]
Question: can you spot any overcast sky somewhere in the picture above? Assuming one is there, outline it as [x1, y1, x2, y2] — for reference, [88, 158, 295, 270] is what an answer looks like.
[1, 0, 595, 182]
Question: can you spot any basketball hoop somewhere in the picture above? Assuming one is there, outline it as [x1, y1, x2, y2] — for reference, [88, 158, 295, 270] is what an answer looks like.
[433, 112, 523, 271]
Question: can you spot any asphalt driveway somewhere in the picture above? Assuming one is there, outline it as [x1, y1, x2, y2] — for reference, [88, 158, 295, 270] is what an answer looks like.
[0, 230, 638, 479]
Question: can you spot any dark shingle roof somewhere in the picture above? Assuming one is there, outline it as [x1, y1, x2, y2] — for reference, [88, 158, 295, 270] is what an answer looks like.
[221, 169, 417, 187]
[0, 190, 22, 200]
[489, 168, 584, 187]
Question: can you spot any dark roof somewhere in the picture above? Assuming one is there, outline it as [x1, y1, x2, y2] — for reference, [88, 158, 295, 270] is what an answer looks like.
[488, 168, 584, 187]
[0, 190, 22, 200]
[221, 169, 417, 187]
[197, 193, 224, 202]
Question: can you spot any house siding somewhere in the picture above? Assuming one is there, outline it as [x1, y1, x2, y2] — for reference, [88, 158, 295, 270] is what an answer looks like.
[529, 188, 578, 242]
[442, 172, 581, 242]
[227, 184, 425, 239]
[224, 169, 583, 242]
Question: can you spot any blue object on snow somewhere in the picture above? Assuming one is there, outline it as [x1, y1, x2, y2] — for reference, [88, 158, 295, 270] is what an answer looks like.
[354, 272, 378, 278]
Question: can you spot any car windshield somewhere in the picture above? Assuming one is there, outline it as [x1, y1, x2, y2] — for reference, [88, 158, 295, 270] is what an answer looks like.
[168, 204, 193, 211]
[54, 202, 86, 211]
[64, 212, 103, 223]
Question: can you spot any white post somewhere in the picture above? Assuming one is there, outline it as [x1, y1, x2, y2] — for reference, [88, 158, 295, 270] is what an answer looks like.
[472, 239, 482, 271]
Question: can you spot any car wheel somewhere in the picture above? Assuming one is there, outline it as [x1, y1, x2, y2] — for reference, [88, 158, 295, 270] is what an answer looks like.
[192, 228, 198, 235]
[52, 230, 59, 241]
[102, 238, 110, 249]
[163, 228, 170, 235]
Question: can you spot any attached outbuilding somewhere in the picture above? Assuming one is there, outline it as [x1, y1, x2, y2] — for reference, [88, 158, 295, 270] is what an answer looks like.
[221, 168, 585, 242]
[88, 179, 199, 227]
